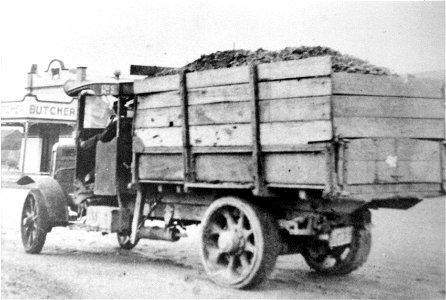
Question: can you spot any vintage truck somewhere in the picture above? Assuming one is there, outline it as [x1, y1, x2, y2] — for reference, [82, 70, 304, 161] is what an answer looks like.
[18, 56, 445, 289]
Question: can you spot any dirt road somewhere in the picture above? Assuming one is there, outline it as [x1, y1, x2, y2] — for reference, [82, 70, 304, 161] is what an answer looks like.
[1, 187, 445, 299]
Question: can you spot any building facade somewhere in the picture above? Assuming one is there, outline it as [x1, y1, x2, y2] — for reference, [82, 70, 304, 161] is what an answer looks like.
[1, 60, 79, 174]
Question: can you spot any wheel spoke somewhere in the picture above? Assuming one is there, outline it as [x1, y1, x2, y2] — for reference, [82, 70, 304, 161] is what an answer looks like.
[222, 210, 236, 229]
[244, 241, 255, 254]
[208, 223, 224, 235]
[27, 227, 34, 245]
[239, 252, 250, 269]
[30, 198, 36, 215]
[242, 228, 253, 240]
[228, 255, 236, 270]
[215, 255, 238, 280]
[237, 212, 245, 229]
[23, 214, 33, 226]
[207, 246, 224, 264]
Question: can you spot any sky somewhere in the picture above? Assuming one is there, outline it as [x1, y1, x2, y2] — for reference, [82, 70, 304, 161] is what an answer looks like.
[0, 0, 444, 101]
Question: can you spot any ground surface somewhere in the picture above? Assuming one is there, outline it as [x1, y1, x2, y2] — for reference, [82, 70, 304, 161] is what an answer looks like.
[1, 187, 445, 299]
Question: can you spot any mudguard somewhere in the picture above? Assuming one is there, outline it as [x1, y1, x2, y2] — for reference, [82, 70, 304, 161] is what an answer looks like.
[17, 175, 69, 227]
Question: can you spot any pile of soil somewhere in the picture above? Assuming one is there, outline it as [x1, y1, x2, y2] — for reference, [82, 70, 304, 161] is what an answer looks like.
[156, 46, 392, 76]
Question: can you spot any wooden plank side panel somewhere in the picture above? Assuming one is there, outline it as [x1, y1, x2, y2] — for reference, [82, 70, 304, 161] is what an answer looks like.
[346, 161, 441, 184]
[257, 56, 332, 81]
[135, 127, 182, 147]
[261, 97, 331, 123]
[345, 183, 442, 201]
[195, 154, 252, 182]
[264, 153, 328, 185]
[186, 66, 249, 89]
[134, 75, 179, 94]
[333, 96, 445, 119]
[135, 121, 332, 147]
[138, 154, 183, 180]
[261, 121, 332, 145]
[346, 139, 441, 161]
[138, 91, 179, 109]
[137, 77, 332, 109]
[332, 73, 444, 98]
[135, 96, 331, 128]
[194, 152, 328, 185]
[335, 117, 444, 139]
[259, 77, 332, 99]
[135, 106, 182, 128]
[346, 183, 441, 195]
[345, 139, 442, 185]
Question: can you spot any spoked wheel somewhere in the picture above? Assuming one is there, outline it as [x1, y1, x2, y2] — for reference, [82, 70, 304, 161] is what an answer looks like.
[302, 225, 372, 275]
[200, 196, 280, 289]
[117, 231, 139, 250]
[21, 190, 49, 254]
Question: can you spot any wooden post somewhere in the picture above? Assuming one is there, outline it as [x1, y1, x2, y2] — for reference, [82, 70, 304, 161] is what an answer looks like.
[441, 141, 446, 193]
[249, 63, 267, 196]
[180, 71, 193, 184]
[131, 95, 139, 186]
[20, 122, 29, 174]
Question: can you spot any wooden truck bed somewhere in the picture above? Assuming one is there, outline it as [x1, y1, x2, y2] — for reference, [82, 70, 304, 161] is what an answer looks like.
[132, 56, 445, 201]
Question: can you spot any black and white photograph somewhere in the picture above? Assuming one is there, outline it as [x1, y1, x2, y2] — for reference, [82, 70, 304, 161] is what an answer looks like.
[1, 0, 445, 298]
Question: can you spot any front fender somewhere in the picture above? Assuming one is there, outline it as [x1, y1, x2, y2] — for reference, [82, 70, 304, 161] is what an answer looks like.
[17, 175, 69, 226]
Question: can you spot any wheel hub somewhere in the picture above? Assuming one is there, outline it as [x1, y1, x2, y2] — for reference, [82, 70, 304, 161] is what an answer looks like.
[218, 230, 244, 253]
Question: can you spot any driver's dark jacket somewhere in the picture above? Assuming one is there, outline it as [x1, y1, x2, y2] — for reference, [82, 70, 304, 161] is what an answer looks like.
[81, 116, 117, 150]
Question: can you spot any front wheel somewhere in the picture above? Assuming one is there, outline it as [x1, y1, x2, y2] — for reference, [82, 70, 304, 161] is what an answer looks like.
[21, 190, 49, 254]
[302, 225, 372, 275]
[200, 196, 280, 289]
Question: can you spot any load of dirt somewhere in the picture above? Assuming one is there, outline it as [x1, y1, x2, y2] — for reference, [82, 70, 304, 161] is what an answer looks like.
[156, 46, 392, 76]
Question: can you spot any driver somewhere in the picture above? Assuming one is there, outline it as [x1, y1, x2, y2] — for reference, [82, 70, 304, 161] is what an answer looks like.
[79, 101, 125, 151]
[79, 114, 117, 150]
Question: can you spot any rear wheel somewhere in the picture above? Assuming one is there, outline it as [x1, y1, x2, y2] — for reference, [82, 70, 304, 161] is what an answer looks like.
[302, 225, 372, 275]
[21, 190, 49, 254]
[200, 196, 280, 289]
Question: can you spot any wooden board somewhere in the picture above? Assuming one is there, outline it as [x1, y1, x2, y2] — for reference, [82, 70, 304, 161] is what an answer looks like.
[135, 106, 182, 128]
[134, 74, 179, 93]
[138, 91, 180, 109]
[333, 96, 445, 119]
[334, 117, 444, 139]
[193, 152, 329, 185]
[135, 121, 332, 147]
[346, 183, 441, 194]
[135, 96, 331, 128]
[344, 183, 442, 201]
[137, 77, 332, 109]
[332, 73, 444, 98]
[346, 139, 441, 161]
[345, 139, 442, 185]
[138, 154, 183, 180]
[195, 154, 252, 182]
[264, 153, 328, 185]
[346, 160, 441, 184]
[134, 56, 332, 94]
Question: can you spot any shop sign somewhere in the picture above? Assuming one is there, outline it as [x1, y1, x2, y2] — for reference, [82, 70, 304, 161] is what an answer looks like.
[1, 96, 77, 121]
